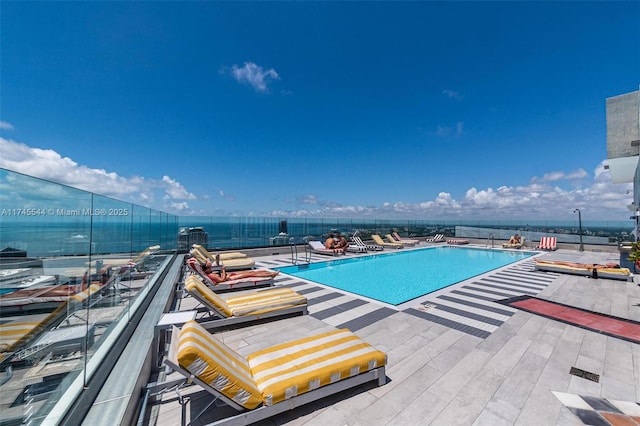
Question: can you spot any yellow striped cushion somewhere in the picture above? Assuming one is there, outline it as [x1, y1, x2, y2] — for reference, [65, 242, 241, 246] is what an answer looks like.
[247, 328, 387, 406]
[185, 276, 232, 316]
[70, 284, 102, 302]
[192, 245, 247, 260]
[177, 320, 263, 409]
[0, 321, 40, 352]
[225, 288, 307, 316]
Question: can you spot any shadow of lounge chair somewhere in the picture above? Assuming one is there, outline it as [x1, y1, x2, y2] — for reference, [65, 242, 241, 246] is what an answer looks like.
[184, 276, 308, 329]
[163, 320, 387, 426]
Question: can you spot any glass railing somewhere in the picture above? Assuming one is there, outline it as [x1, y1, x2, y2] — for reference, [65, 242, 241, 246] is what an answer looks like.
[177, 217, 633, 249]
[0, 168, 178, 424]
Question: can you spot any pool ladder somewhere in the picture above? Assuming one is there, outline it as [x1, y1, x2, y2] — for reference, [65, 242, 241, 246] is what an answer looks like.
[290, 237, 310, 265]
[485, 233, 495, 249]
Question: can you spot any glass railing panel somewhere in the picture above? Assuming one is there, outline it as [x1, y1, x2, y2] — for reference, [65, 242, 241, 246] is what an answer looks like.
[0, 168, 179, 425]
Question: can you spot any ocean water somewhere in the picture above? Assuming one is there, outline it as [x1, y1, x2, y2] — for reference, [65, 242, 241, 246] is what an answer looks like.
[0, 219, 630, 258]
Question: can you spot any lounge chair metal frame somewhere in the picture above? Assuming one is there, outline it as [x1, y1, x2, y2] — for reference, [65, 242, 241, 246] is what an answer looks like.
[162, 325, 386, 426]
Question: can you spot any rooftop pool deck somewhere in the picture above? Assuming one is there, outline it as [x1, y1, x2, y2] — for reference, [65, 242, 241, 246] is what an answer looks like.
[147, 242, 640, 426]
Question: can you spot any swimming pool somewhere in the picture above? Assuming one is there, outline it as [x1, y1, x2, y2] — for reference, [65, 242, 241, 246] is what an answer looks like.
[277, 246, 535, 305]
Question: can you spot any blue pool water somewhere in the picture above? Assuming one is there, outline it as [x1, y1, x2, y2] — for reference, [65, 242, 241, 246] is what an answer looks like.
[277, 246, 535, 305]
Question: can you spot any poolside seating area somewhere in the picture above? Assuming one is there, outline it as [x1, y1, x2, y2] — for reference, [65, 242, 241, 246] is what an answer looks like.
[146, 242, 640, 426]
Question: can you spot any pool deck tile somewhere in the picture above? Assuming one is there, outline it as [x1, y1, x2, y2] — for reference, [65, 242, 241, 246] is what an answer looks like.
[148, 245, 640, 426]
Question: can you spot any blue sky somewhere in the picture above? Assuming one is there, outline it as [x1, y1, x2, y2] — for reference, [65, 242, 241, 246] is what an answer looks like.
[1, 1, 639, 220]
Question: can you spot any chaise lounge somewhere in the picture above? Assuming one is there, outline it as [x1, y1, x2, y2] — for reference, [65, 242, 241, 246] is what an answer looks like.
[390, 232, 420, 245]
[534, 259, 633, 281]
[164, 320, 387, 425]
[386, 234, 416, 247]
[536, 236, 557, 251]
[502, 236, 525, 249]
[351, 235, 384, 251]
[186, 258, 274, 291]
[190, 245, 256, 270]
[307, 240, 345, 256]
[425, 234, 445, 243]
[371, 234, 403, 249]
[184, 275, 308, 329]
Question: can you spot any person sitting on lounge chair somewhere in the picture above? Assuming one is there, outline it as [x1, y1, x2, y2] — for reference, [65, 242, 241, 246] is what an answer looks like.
[203, 260, 279, 283]
[534, 259, 620, 269]
[509, 234, 521, 245]
[335, 232, 349, 250]
[325, 234, 338, 249]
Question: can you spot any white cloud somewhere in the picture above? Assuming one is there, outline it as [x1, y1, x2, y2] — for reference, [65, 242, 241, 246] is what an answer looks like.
[229, 62, 280, 93]
[442, 89, 463, 100]
[532, 168, 588, 183]
[435, 121, 464, 138]
[0, 121, 14, 130]
[0, 137, 198, 212]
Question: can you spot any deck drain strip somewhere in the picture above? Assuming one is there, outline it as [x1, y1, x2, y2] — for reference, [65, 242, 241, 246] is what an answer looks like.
[498, 295, 640, 344]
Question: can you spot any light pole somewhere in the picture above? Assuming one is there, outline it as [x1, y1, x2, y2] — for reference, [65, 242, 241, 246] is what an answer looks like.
[574, 209, 583, 251]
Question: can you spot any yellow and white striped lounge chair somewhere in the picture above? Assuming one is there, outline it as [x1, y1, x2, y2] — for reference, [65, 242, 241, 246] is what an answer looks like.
[189, 247, 256, 271]
[192, 244, 248, 261]
[371, 234, 403, 249]
[385, 234, 416, 247]
[186, 259, 274, 291]
[164, 320, 387, 425]
[184, 276, 307, 328]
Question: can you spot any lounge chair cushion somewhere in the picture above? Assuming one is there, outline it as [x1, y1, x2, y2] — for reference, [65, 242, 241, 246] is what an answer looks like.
[185, 276, 307, 317]
[177, 321, 264, 409]
[247, 328, 387, 406]
[176, 321, 387, 410]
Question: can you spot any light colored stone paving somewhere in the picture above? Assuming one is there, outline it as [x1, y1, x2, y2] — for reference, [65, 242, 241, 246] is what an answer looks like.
[148, 246, 640, 426]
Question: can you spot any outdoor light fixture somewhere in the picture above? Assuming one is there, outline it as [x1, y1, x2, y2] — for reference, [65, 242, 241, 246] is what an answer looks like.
[574, 209, 584, 252]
